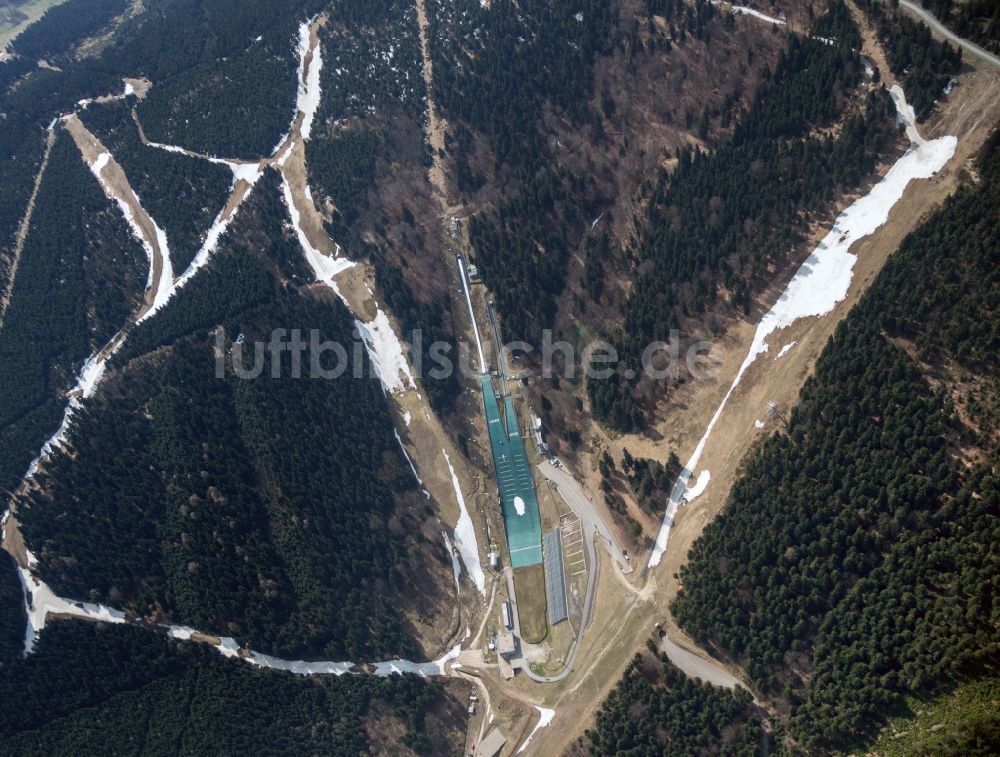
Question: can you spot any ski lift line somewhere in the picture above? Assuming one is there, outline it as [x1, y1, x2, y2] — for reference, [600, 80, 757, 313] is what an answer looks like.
[486, 300, 508, 383]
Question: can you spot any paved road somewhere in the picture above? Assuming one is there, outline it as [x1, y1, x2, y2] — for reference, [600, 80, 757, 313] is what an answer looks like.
[536, 462, 631, 573]
[660, 634, 743, 690]
[897, 0, 1000, 70]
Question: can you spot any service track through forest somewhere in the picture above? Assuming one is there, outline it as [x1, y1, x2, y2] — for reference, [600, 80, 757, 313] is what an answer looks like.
[2, 11, 488, 693]
[0, 127, 56, 329]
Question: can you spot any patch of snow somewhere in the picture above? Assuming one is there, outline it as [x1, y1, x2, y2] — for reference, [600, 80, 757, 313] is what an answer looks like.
[443, 449, 486, 594]
[216, 637, 241, 658]
[648, 85, 955, 570]
[23, 337, 126, 479]
[274, 137, 294, 165]
[403, 410, 412, 426]
[137, 163, 263, 324]
[199, 632, 457, 677]
[91, 151, 110, 174]
[187, 182, 256, 278]
[355, 309, 417, 394]
[294, 20, 323, 140]
[457, 255, 487, 373]
[247, 651, 353, 676]
[76, 353, 107, 399]
[149, 621, 436, 677]
[144, 139, 191, 156]
[888, 84, 925, 146]
[442, 531, 462, 589]
[685, 470, 710, 501]
[777, 341, 796, 358]
[228, 161, 263, 187]
[394, 429, 424, 488]
[86, 151, 175, 314]
[574, 11, 584, 21]
[739, 94, 951, 373]
[517, 707, 556, 754]
[184, 628, 445, 677]
[372, 643, 460, 677]
[24, 407, 69, 478]
[590, 211, 604, 229]
[712, 1, 786, 25]
[19, 567, 126, 653]
[147, 224, 175, 309]
[514, 495, 526, 516]
[279, 175, 354, 301]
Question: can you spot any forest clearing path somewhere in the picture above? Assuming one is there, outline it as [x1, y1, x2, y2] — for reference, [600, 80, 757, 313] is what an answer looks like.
[413, 0, 451, 212]
[62, 113, 171, 315]
[0, 125, 56, 328]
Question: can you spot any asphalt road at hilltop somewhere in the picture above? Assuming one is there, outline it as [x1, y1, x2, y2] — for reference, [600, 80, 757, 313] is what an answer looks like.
[898, 0, 1000, 70]
[536, 461, 631, 574]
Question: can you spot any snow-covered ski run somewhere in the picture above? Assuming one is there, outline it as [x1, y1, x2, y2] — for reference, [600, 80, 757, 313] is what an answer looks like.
[647, 83, 957, 569]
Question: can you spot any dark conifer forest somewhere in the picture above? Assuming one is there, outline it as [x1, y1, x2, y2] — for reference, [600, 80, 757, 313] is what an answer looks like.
[860, 0, 962, 120]
[591, 0, 905, 431]
[0, 620, 458, 755]
[586, 651, 766, 756]
[0, 551, 26, 667]
[0, 0, 327, 271]
[9, 0, 130, 61]
[919, 0, 1000, 54]
[431, 0, 616, 344]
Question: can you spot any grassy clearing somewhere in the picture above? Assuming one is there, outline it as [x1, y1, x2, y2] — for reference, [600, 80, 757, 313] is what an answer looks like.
[513, 564, 547, 644]
[866, 677, 1000, 756]
[535, 615, 576, 675]
[0, 0, 67, 48]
